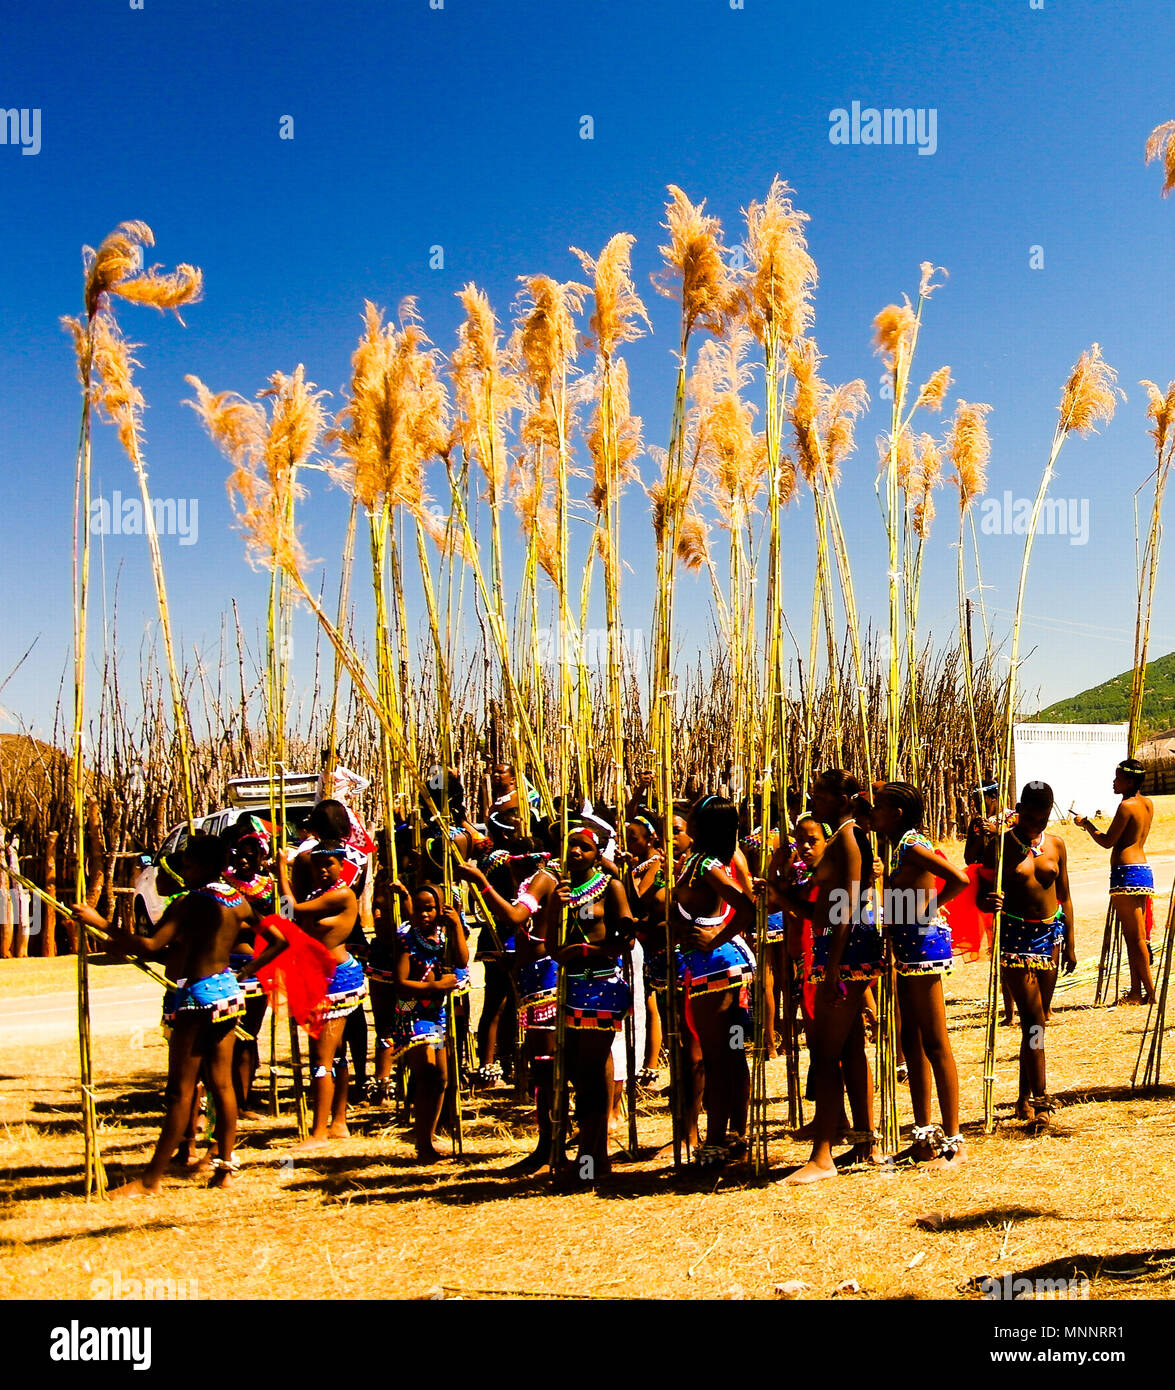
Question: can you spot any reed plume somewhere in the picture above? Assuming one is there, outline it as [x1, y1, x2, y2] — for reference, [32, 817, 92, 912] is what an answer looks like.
[330, 301, 447, 844]
[740, 179, 820, 1169]
[742, 176, 817, 353]
[82, 238, 202, 836]
[1146, 120, 1175, 197]
[576, 234, 649, 816]
[790, 337, 870, 787]
[64, 220, 201, 1196]
[656, 185, 737, 340]
[1128, 379, 1175, 749]
[946, 400, 993, 788]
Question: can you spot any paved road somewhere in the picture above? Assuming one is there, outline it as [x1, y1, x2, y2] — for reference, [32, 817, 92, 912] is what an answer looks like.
[0, 980, 165, 1046]
[3, 854, 1173, 1047]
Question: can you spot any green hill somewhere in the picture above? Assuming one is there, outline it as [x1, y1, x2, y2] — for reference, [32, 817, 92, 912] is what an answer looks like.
[1034, 651, 1175, 734]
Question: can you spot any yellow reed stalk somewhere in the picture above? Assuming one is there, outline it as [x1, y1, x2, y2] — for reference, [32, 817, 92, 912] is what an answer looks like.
[513, 272, 587, 1172]
[902, 431, 944, 781]
[693, 324, 766, 797]
[453, 287, 533, 804]
[873, 263, 946, 784]
[871, 266, 946, 1155]
[64, 303, 105, 1200]
[66, 221, 200, 1197]
[442, 446, 555, 819]
[575, 234, 650, 815]
[791, 338, 870, 791]
[742, 177, 816, 1172]
[324, 495, 359, 782]
[946, 400, 993, 790]
[188, 364, 326, 1138]
[1128, 380, 1175, 749]
[984, 345, 1121, 1131]
[650, 184, 739, 1165]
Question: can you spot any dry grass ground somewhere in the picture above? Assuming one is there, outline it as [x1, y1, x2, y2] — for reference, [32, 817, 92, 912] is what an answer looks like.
[4, 800, 1175, 1301]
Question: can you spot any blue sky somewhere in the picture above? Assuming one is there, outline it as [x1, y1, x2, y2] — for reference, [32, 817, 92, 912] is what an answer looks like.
[2, 0, 1174, 745]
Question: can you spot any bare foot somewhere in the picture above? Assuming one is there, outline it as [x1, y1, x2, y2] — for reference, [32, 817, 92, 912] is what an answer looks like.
[327, 1123, 350, 1140]
[1014, 1097, 1035, 1123]
[414, 1144, 444, 1163]
[111, 1177, 161, 1199]
[786, 1159, 837, 1185]
[209, 1167, 235, 1190]
[238, 1109, 266, 1123]
[288, 1134, 331, 1153]
[1120, 991, 1145, 1006]
[506, 1147, 550, 1176]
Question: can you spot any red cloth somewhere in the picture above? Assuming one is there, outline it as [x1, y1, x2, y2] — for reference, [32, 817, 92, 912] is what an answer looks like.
[944, 863, 993, 961]
[253, 914, 337, 1037]
[800, 887, 816, 1019]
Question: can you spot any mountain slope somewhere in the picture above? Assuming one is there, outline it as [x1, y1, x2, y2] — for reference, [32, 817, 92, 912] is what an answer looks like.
[1035, 652, 1175, 734]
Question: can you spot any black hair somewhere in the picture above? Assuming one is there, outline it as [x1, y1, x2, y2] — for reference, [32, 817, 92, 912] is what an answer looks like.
[423, 767, 465, 823]
[412, 882, 447, 917]
[1019, 780, 1054, 811]
[794, 814, 825, 838]
[690, 795, 739, 863]
[814, 767, 863, 803]
[1118, 758, 1146, 790]
[308, 799, 352, 840]
[878, 781, 925, 831]
[626, 813, 660, 843]
[183, 832, 229, 880]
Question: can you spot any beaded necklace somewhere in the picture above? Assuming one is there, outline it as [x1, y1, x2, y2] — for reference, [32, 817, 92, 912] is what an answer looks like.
[896, 827, 934, 867]
[565, 869, 609, 915]
[1011, 827, 1045, 858]
[193, 880, 246, 909]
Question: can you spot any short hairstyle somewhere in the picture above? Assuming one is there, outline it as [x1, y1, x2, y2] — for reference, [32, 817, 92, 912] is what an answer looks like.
[878, 781, 925, 831]
[815, 767, 862, 803]
[626, 813, 660, 843]
[183, 832, 229, 880]
[1118, 758, 1146, 789]
[412, 882, 447, 917]
[1019, 780, 1054, 811]
[308, 799, 352, 840]
[691, 795, 739, 863]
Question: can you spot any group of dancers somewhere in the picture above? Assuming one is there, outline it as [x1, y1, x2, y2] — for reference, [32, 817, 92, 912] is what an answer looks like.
[68, 753, 1156, 1195]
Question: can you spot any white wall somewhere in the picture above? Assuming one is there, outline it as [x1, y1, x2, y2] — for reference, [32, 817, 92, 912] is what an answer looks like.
[1012, 723, 1128, 821]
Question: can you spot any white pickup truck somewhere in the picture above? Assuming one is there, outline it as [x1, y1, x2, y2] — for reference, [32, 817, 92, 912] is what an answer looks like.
[131, 772, 321, 928]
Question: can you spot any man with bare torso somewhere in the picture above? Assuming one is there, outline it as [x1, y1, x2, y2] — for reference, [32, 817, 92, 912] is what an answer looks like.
[1075, 758, 1155, 1004]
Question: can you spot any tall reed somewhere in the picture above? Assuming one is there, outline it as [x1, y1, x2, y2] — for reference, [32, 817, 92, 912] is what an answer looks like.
[983, 345, 1121, 1131]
